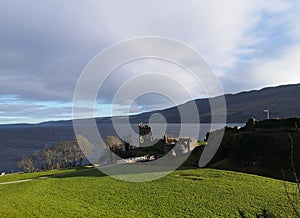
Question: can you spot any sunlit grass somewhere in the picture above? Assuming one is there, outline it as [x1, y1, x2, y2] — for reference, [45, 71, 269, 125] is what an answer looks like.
[0, 168, 299, 217]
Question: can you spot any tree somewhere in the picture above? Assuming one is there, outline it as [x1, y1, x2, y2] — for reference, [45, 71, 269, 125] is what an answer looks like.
[52, 145, 64, 169]
[43, 147, 57, 170]
[18, 156, 35, 172]
[105, 135, 122, 151]
[60, 140, 77, 167]
[32, 150, 45, 171]
[18, 137, 95, 172]
[49, 140, 80, 168]
[75, 135, 94, 166]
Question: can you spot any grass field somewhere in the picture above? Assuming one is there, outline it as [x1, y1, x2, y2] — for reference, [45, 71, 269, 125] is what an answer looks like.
[0, 167, 299, 217]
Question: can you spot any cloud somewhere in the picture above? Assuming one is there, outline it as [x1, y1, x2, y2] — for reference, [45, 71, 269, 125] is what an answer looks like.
[0, 0, 299, 123]
[0, 0, 114, 102]
[97, 0, 291, 69]
[247, 44, 300, 88]
[221, 1, 300, 93]
[0, 96, 73, 123]
[97, 59, 206, 104]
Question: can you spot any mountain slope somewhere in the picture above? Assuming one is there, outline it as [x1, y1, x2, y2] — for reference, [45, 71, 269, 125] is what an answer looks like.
[224, 83, 300, 122]
[125, 83, 300, 124]
[3, 83, 299, 126]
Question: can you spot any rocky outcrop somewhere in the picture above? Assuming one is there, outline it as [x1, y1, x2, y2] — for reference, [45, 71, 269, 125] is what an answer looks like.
[204, 117, 300, 181]
[242, 117, 300, 132]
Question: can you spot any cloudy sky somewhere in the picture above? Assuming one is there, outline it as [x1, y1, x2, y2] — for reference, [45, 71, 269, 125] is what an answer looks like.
[0, 0, 300, 124]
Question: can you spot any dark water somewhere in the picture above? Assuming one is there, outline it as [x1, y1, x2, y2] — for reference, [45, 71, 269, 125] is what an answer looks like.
[0, 123, 243, 173]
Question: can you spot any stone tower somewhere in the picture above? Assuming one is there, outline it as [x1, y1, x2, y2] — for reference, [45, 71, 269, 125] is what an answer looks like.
[138, 122, 154, 146]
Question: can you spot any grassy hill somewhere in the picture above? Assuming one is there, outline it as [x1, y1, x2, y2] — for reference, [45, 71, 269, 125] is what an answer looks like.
[0, 167, 299, 217]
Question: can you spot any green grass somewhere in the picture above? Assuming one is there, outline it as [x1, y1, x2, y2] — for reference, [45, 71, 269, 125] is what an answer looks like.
[0, 167, 87, 183]
[197, 141, 207, 146]
[0, 168, 299, 217]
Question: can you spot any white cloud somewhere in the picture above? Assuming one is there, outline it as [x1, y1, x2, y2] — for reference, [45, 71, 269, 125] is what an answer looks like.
[0, 0, 299, 123]
[97, 0, 290, 69]
[249, 44, 300, 87]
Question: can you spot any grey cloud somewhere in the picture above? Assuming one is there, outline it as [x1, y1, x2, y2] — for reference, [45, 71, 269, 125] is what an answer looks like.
[0, 0, 299, 123]
[0, 103, 40, 113]
[0, 103, 73, 122]
[0, 0, 114, 103]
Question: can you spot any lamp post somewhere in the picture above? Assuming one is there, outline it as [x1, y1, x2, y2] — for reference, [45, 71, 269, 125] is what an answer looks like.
[264, 109, 270, 119]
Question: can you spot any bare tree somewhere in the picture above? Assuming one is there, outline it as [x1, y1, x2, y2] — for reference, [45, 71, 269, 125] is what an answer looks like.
[18, 156, 35, 172]
[105, 135, 122, 151]
[32, 150, 45, 171]
[62, 140, 77, 167]
[43, 147, 56, 170]
[18, 138, 94, 172]
[75, 134, 94, 166]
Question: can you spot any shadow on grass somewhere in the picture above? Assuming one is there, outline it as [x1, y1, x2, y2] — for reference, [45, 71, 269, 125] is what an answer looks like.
[49, 166, 107, 179]
[46, 164, 199, 180]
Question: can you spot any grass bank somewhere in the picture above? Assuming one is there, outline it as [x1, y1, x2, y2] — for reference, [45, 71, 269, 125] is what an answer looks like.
[0, 167, 299, 217]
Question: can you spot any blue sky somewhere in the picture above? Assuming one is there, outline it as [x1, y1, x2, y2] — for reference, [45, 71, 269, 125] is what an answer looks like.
[0, 0, 300, 124]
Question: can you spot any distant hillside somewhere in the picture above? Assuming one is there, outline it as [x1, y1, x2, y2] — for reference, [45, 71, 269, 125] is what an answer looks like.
[2, 83, 299, 126]
[124, 83, 300, 124]
[224, 83, 300, 122]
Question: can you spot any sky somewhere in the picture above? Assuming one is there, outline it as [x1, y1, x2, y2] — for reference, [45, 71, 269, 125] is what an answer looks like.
[0, 0, 300, 124]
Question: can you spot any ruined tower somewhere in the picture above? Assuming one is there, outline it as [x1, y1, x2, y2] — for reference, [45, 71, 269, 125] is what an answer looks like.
[138, 122, 154, 146]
